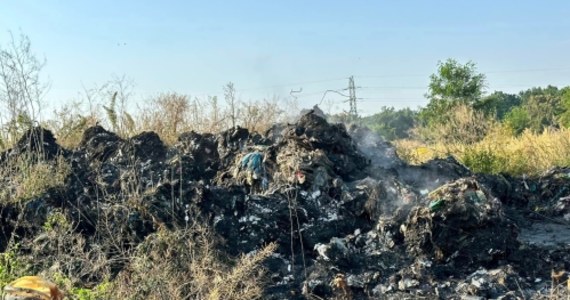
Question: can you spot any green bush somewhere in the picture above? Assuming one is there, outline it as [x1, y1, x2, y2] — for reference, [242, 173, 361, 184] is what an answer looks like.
[0, 244, 27, 289]
[460, 147, 507, 174]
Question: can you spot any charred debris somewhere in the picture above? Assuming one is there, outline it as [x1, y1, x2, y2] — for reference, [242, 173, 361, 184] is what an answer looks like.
[1, 111, 569, 299]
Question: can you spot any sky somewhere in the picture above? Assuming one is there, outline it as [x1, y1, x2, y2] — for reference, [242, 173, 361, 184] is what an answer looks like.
[1, 0, 570, 116]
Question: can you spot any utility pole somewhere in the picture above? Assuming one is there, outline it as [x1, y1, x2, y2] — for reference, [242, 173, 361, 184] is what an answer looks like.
[348, 76, 358, 119]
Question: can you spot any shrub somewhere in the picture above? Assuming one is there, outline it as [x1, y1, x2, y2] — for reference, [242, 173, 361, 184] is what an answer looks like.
[460, 147, 507, 174]
[415, 104, 495, 144]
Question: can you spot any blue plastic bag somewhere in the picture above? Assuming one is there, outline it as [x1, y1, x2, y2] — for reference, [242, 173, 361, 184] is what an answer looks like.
[241, 152, 263, 175]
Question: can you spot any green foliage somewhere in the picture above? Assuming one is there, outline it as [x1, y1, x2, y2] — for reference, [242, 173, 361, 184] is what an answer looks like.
[415, 59, 570, 138]
[460, 147, 507, 174]
[0, 112, 34, 150]
[45, 104, 94, 149]
[427, 59, 486, 103]
[504, 106, 531, 135]
[556, 88, 570, 127]
[524, 93, 563, 132]
[418, 99, 454, 127]
[474, 91, 521, 120]
[69, 280, 111, 300]
[52, 272, 112, 300]
[361, 107, 417, 140]
[502, 85, 568, 134]
[72, 285, 110, 300]
[123, 111, 136, 134]
[0, 244, 27, 289]
[43, 211, 72, 232]
[519, 85, 562, 102]
[420, 59, 486, 126]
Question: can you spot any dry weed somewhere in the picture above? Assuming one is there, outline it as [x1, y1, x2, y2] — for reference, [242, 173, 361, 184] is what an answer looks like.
[396, 125, 570, 175]
[113, 225, 276, 300]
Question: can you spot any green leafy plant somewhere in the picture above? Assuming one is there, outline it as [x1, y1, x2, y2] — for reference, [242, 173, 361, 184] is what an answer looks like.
[0, 244, 27, 289]
[43, 211, 72, 232]
[460, 147, 507, 174]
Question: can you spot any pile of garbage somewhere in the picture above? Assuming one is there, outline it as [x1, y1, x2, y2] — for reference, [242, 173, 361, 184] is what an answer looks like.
[403, 178, 518, 268]
[1, 111, 570, 299]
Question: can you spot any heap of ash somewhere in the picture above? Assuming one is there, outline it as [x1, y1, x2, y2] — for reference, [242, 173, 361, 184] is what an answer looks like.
[1, 112, 570, 299]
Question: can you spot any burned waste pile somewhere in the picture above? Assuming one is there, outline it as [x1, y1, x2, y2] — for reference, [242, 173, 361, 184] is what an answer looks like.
[1, 111, 570, 299]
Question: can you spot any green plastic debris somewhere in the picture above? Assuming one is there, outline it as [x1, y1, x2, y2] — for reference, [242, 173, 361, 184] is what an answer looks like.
[464, 190, 487, 204]
[475, 190, 487, 202]
[429, 199, 445, 212]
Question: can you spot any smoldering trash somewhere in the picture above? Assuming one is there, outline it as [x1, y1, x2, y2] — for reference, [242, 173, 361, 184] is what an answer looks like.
[1, 111, 570, 299]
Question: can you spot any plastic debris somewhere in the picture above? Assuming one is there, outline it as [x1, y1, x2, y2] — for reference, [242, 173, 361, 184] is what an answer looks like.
[2, 276, 63, 300]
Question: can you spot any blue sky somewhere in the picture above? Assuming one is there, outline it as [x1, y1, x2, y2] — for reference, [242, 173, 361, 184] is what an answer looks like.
[1, 1, 569, 115]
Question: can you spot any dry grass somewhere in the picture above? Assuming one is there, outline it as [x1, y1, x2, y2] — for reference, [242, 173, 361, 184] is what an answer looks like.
[113, 226, 276, 300]
[396, 125, 570, 175]
[415, 104, 495, 144]
[125, 93, 292, 144]
[31, 220, 278, 299]
[1, 197, 277, 300]
[137, 93, 194, 144]
[46, 102, 99, 149]
[397, 103, 570, 175]
[532, 278, 570, 300]
[0, 154, 70, 203]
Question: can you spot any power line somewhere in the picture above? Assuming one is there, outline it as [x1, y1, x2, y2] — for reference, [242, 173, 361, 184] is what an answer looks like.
[190, 67, 570, 96]
[354, 66, 570, 80]
[173, 66, 570, 102]
[486, 67, 570, 74]
[317, 89, 350, 104]
[297, 90, 342, 98]
[359, 97, 423, 101]
[359, 86, 426, 90]
[357, 84, 554, 90]
[354, 74, 425, 79]
[236, 77, 348, 92]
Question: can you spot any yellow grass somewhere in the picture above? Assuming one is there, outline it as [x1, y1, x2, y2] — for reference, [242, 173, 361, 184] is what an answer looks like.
[395, 126, 570, 175]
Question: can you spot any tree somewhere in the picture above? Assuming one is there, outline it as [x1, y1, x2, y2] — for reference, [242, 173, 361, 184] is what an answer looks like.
[473, 91, 521, 120]
[208, 95, 223, 132]
[0, 31, 47, 142]
[427, 59, 486, 103]
[361, 107, 417, 140]
[557, 88, 570, 127]
[224, 82, 237, 128]
[504, 85, 567, 134]
[419, 59, 486, 126]
[524, 93, 563, 132]
[519, 85, 561, 103]
[504, 106, 531, 135]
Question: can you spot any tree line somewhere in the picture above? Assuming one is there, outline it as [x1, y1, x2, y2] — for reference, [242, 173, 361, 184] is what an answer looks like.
[360, 58, 570, 142]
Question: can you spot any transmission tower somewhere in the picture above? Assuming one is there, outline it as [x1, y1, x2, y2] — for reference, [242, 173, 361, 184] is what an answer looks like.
[348, 76, 357, 118]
